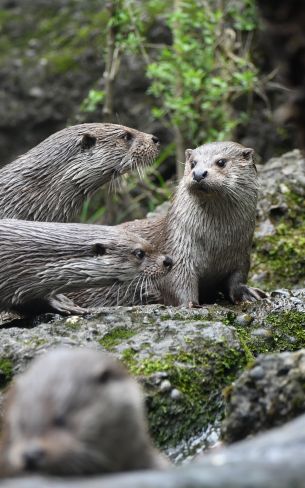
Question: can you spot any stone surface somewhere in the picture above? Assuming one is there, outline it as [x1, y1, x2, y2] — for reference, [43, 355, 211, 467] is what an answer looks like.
[251, 149, 305, 290]
[222, 347, 305, 442]
[3, 412, 305, 487]
[0, 145, 304, 481]
[1, 290, 305, 462]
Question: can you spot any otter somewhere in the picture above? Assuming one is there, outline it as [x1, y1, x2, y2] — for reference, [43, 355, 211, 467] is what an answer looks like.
[0, 123, 159, 222]
[72, 141, 266, 307]
[0, 348, 168, 476]
[0, 219, 172, 316]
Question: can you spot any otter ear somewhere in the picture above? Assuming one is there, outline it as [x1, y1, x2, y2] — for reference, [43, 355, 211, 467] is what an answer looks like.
[185, 149, 193, 161]
[81, 133, 96, 150]
[242, 148, 254, 160]
[94, 363, 128, 384]
[96, 368, 114, 384]
[91, 243, 106, 257]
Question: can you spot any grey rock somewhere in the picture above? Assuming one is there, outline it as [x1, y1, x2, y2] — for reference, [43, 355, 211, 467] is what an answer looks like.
[222, 348, 305, 442]
[255, 218, 276, 238]
[1, 291, 305, 463]
[160, 379, 172, 392]
[3, 413, 305, 487]
[170, 388, 182, 400]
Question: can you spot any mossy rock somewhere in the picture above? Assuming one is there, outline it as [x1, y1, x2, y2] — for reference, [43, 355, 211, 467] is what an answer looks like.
[0, 292, 304, 459]
[0, 358, 13, 387]
[250, 150, 305, 290]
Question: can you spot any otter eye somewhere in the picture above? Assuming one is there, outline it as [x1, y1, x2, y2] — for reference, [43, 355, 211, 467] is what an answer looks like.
[133, 249, 145, 260]
[190, 160, 197, 169]
[216, 159, 227, 168]
[122, 131, 133, 142]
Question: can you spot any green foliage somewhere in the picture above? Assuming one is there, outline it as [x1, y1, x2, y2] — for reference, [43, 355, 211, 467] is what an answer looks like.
[228, 0, 257, 31]
[109, 1, 146, 54]
[80, 89, 105, 113]
[147, 0, 258, 146]
[0, 2, 108, 72]
[78, 0, 260, 222]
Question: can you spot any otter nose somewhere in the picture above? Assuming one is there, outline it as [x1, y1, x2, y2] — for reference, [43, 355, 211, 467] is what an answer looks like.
[152, 135, 159, 144]
[23, 446, 46, 471]
[193, 170, 208, 182]
[163, 256, 173, 269]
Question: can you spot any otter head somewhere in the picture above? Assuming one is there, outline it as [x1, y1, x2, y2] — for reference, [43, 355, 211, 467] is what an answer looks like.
[33, 226, 173, 297]
[183, 141, 257, 199]
[3, 349, 154, 475]
[88, 233, 173, 284]
[74, 123, 160, 191]
[130, 241, 173, 280]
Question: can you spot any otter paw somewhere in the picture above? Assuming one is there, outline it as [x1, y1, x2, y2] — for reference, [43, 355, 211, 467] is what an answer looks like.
[49, 294, 88, 316]
[230, 285, 267, 304]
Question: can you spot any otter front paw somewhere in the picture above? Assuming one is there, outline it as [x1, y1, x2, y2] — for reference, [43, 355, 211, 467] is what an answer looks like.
[49, 294, 88, 316]
[230, 285, 267, 304]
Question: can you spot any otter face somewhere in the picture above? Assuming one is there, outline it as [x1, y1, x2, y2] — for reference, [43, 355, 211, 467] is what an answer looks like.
[78, 123, 160, 183]
[130, 242, 173, 279]
[184, 142, 256, 198]
[4, 349, 147, 475]
[115, 125, 160, 175]
[84, 235, 173, 285]
[31, 225, 173, 297]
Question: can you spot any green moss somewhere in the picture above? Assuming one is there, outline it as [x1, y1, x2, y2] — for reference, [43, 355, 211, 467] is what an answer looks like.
[252, 225, 305, 290]
[65, 322, 82, 331]
[0, 358, 13, 387]
[234, 311, 305, 360]
[265, 311, 305, 351]
[122, 339, 247, 448]
[99, 327, 136, 351]
[251, 187, 305, 290]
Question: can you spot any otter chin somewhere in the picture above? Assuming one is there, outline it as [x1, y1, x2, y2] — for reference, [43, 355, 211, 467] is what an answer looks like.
[0, 348, 168, 476]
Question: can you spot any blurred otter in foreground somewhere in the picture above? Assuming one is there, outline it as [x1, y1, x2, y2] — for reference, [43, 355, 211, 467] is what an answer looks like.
[0, 123, 160, 222]
[0, 348, 168, 476]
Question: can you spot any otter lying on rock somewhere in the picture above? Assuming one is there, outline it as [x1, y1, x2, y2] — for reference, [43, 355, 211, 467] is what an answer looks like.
[0, 123, 159, 222]
[0, 348, 168, 476]
[73, 141, 266, 307]
[0, 219, 172, 316]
